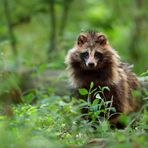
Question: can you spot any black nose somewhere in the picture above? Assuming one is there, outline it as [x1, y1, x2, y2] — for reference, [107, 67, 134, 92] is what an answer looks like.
[88, 63, 95, 68]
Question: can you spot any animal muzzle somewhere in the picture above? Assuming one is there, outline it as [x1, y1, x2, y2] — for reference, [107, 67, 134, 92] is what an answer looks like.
[86, 58, 97, 68]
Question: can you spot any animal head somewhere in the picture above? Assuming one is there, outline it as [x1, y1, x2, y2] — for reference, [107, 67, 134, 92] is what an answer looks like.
[65, 31, 119, 71]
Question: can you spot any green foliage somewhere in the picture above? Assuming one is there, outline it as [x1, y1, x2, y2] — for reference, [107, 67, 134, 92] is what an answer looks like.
[0, 92, 91, 147]
[79, 88, 88, 96]
[0, 86, 148, 147]
[0, 0, 148, 147]
[141, 70, 148, 76]
[78, 83, 116, 125]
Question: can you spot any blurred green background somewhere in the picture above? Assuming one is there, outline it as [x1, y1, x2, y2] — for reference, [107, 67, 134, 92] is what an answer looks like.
[0, 0, 148, 147]
[0, 0, 147, 73]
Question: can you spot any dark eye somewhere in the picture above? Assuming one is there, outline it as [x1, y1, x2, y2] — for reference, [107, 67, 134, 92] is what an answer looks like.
[80, 52, 89, 59]
[95, 40, 100, 44]
[94, 52, 103, 61]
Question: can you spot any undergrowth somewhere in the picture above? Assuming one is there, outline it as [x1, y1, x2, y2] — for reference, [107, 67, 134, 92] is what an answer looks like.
[0, 81, 148, 148]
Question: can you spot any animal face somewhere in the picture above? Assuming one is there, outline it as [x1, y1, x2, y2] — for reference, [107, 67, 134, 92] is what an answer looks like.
[74, 32, 110, 70]
[79, 48, 104, 69]
[65, 31, 119, 72]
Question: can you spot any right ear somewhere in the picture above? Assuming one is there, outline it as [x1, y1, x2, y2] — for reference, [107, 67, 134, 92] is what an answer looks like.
[77, 34, 87, 46]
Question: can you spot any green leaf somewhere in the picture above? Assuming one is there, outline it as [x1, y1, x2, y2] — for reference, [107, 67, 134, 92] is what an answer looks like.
[99, 109, 107, 114]
[106, 107, 116, 113]
[102, 86, 110, 92]
[88, 112, 93, 116]
[95, 111, 100, 116]
[90, 82, 94, 89]
[92, 98, 99, 106]
[140, 70, 148, 76]
[90, 88, 97, 94]
[78, 88, 88, 95]
[105, 101, 112, 105]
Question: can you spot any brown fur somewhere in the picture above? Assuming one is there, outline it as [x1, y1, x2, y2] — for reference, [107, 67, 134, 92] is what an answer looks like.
[65, 31, 141, 126]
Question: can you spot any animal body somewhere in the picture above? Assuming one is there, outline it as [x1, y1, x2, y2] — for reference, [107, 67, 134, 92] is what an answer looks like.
[65, 31, 141, 127]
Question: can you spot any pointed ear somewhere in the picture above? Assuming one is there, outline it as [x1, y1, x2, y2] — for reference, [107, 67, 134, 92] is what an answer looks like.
[96, 34, 107, 45]
[77, 34, 87, 46]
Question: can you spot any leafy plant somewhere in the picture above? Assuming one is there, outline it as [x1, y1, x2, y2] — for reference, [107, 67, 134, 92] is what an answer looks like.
[79, 82, 116, 126]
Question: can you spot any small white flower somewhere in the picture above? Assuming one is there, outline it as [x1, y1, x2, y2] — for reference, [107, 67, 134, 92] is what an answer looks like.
[96, 93, 101, 99]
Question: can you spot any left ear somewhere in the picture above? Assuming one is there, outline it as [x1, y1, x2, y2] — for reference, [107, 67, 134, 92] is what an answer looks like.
[96, 34, 107, 45]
